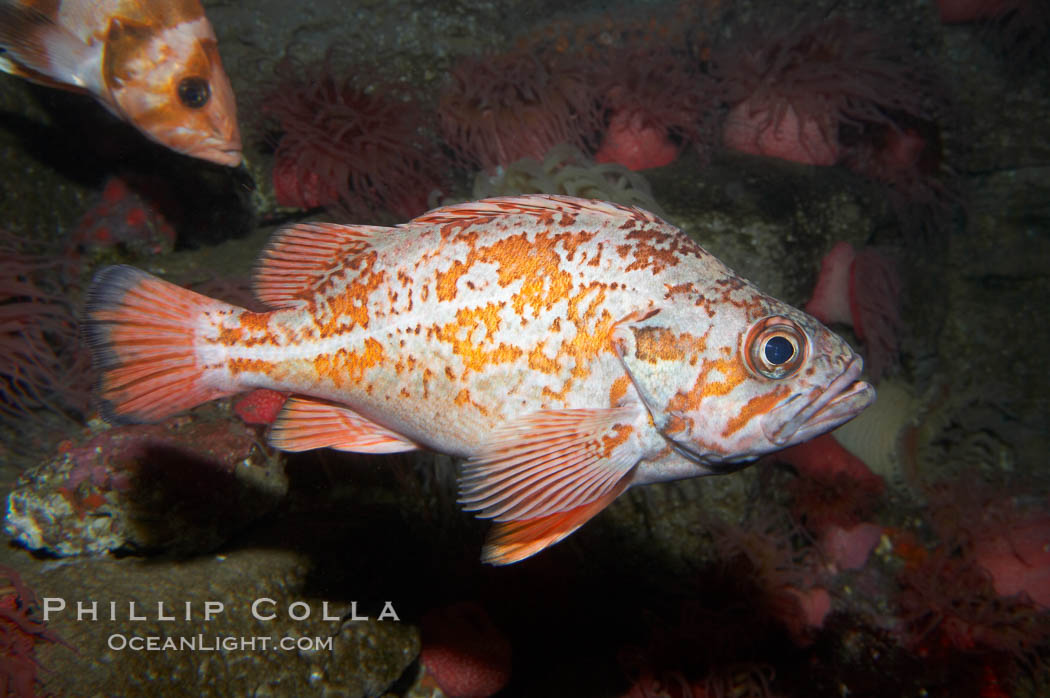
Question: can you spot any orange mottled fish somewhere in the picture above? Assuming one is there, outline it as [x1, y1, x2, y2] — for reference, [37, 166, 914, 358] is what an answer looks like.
[84, 195, 874, 564]
[0, 0, 241, 165]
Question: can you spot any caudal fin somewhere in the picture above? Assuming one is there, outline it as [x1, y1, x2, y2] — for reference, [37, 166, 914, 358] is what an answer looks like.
[83, 265, 239, 423]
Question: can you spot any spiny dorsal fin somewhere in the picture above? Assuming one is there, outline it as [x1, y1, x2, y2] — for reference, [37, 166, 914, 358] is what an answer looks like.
[103, 1, 208, 28]
[411, 194, 661, 227]
[253, 222, 393, 309]
[459, 406, 640, 523]
[269, 396, 418, 453]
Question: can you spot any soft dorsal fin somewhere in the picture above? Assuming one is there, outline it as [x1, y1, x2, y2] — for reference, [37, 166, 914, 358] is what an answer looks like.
[269, 397, 419, 453]
[253, 222, 393, 309]
[481, 479, 631, 565]
[411, 194, 660, 227]
[0, 2, 93, 90]
[458, 406, 641, 523]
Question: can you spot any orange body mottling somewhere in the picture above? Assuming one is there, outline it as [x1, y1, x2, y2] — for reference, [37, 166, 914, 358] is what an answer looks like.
[432, 304, 525, 374]
[723, 385, 792, 438]
[608, 375, 632, 407]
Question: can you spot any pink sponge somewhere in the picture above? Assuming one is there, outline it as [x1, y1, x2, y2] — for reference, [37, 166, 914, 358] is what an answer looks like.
[777, 433, 884, 494]
[806, 242, 902, 380]
[233, 389, 288, 425]
[974, 513, 1050, 608]
[783, 586, 832, 636]
[819, 522, 884, 572]
[421, 602, 511, 698]
[805, 241, 856, 327]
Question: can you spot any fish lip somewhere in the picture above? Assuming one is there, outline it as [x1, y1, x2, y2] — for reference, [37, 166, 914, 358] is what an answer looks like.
[207, 147, 243, 167]
[765, 357, 875, 446]
[190, 143, 243, 167]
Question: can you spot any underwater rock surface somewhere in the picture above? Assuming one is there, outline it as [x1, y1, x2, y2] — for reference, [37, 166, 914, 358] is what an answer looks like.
[5, 405, 287, 556]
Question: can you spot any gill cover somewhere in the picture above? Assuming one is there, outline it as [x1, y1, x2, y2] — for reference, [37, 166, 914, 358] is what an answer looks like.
[611, 307, 709, 435]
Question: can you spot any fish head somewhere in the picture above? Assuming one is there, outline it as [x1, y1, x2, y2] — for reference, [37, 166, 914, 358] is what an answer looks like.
[613, 289, 874, 472]
[102, 16, 242, 166]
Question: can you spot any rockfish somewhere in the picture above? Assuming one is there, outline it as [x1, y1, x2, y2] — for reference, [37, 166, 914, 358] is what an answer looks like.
[84, 195, 874, 564]
[0, 0, 241, 166]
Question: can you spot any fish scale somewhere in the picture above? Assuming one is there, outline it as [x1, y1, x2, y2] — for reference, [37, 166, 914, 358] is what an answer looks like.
[85, 194, 874, 564]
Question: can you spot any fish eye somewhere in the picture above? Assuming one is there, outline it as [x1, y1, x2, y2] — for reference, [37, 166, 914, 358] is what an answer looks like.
[764, 335, 794, 365]
[177, 77, 211, 109]
[744, 316, 808, 380]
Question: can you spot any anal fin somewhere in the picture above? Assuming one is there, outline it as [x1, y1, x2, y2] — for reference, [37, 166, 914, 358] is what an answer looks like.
[269, 397, 419, 454]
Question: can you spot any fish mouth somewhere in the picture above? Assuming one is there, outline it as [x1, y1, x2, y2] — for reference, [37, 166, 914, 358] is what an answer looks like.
[669, 440, 708, 467]
[204, 147, 243, 167]
[668, 439, 753, 474]
[764, 356, 875, 446]
[188, 140, 243, 167]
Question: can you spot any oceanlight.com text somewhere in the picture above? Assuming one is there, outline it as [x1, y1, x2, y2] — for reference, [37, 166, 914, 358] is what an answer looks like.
[107, 634, 335, 652]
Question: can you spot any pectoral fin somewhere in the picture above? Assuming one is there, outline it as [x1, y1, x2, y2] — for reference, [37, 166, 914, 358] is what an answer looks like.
[481, 479, 630, 565]
[459, 407, 641, 523]
[269, 397, 419, 453]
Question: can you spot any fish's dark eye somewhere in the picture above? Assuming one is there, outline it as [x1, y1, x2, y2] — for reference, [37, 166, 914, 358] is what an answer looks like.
[744, 316, 807, 380]
[177, 77, 211, 108]
[764, 335, 795, 365]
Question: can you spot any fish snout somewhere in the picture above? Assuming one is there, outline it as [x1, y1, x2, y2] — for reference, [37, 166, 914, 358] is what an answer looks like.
[763, 356, 875, 446]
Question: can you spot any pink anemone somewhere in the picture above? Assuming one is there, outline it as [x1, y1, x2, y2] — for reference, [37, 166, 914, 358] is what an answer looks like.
[937, 1, 1049, 69]
[936, 0, 1019, 22]
[0, 230, 91, 425]
[713, 16, 940, 168]
[438, 49, 601, 171]
[260, 55, 446, 220]
[593, 46, 721, 170]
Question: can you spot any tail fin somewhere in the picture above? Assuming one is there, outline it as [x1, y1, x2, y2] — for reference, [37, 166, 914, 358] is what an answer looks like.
[83, 265, 240, 423]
